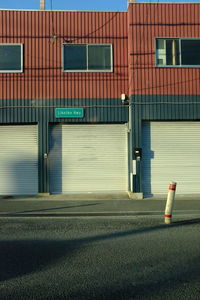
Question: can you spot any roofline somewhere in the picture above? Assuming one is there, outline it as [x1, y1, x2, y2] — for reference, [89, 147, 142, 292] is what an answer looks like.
[0, 8, 126, 12]
[0, 2, 199, 13]
[129, 1, 200, 3]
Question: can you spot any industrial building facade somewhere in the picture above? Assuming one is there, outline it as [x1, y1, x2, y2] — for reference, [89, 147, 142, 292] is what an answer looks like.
[1, 2, 200, 198]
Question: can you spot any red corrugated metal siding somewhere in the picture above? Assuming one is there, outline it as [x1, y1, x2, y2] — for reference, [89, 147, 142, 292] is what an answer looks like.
[0, 10, 128, 100]
[128, 3, 200, 95]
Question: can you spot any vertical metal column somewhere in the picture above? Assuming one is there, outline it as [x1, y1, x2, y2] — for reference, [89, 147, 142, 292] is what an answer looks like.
[128, 99, 133, 192]
[38, 120, 49, 193]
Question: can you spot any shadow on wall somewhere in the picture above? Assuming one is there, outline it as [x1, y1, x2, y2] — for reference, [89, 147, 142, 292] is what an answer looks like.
[49, 124, 62, 194]
[142, 122, 154, 198]
[0, 159, 38, 196]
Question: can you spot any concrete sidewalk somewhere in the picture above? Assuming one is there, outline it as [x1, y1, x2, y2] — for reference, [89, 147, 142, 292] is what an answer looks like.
[0, 194, 200, 217]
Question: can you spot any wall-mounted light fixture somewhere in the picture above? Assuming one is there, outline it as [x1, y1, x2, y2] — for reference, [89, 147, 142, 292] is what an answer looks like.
[121, 94, 129, 105]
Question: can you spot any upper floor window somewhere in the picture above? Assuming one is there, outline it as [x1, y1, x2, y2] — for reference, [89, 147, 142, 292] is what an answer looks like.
[62, 44, 113, 72]
[0, 44, 23, 72]
[156, 38, 200, 67]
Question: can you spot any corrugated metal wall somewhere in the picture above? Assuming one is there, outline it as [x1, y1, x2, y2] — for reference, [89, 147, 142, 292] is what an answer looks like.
[128, 3, 200, 195]
[128, 3, 200, 96]
[0, 98, 128, 124]
[0, 98, 128, 193]
[131, 95, 200, 194]
[0, 10, 128, 100]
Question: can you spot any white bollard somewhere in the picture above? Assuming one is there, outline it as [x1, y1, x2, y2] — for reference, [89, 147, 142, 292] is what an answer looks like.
[164, 182, 177, 224]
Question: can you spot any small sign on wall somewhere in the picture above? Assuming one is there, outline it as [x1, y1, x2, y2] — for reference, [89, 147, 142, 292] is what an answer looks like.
[55, 108, 84, 118]
[132, 160, 136, 175]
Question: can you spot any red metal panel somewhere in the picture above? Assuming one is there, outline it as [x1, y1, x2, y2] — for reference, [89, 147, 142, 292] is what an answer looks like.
[0, 10, 128, 100]
[128, 3, 200, 95]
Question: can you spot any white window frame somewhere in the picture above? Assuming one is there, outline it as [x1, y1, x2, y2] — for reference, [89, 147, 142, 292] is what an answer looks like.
[0, 43, 23, 73]
[155, 38, 200, 68]
[62, 43, 113, 73]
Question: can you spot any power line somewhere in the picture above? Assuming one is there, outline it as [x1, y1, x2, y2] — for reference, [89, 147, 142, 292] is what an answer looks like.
[128, 0, 152, 95]
[1, 102, 200, 110]
[63, 12, 119, 43]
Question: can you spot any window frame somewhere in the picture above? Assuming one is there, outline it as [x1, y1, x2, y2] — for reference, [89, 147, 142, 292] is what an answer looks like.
[155, 38, 200, 68]
[0, 43, 23, 73]
[62, 43, 113, 73]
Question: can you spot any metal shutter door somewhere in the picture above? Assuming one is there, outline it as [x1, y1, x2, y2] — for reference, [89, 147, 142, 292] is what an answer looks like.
[0, 125, 38, 195]
[142, 122, 200, 196]
[49, 124, 128, 193]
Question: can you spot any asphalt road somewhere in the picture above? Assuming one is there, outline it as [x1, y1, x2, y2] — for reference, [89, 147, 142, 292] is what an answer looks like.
[0, 216, 200, 300]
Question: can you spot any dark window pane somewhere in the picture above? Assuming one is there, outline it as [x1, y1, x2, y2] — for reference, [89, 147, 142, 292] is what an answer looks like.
[181, 40, 200, 65]
[88, 45, 111, 70]
[0, 45, 22, 71]
[63, 45, 87, 70]
[157, 58, 164, 65]
[174, 40, 180, 65]
[166, 40, 173, 65]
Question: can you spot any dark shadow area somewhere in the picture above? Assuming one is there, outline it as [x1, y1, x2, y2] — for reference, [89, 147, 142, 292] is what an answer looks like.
[71, 218, 200, 245]
[49, 124, 62, 193]
[172, 218, 200, 226]
[1, 217, 199, 282]
[1, 212, 162, 217]
[0, 125, 38, 195]
[142, 122, 153, 197]
[10, 159, 38, 195]
[0, 239, 79, 282]
[1, 195, 14, 199]
[14, 203, 100, 214]
[89, 259, 200, 300]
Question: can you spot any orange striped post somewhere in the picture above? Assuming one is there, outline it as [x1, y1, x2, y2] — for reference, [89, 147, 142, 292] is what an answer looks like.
[164, 182, 177, 224]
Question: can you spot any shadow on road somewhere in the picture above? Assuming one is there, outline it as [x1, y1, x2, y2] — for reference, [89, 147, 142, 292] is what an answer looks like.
[12, 202, 100, 214]
[0, 239, 80, 282]
[0, 217, 199, 283]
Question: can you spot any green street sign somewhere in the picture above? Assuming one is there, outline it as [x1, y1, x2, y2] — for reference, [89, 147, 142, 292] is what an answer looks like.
[55, 108, 84, 118]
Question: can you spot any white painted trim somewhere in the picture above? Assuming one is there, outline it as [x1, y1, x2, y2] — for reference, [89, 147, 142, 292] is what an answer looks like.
[0, 43, 23, 73]
[129, 2, 200, 4]
[155, 38, 200, 68]
[0, 9, 126, 12]
[62, 43, 113, 73]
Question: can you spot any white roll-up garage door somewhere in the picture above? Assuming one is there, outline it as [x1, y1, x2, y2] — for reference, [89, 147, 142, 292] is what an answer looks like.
[0, 125, 38, 195]
[142, 122, 200, 196]
[49, 124, 128, 193]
